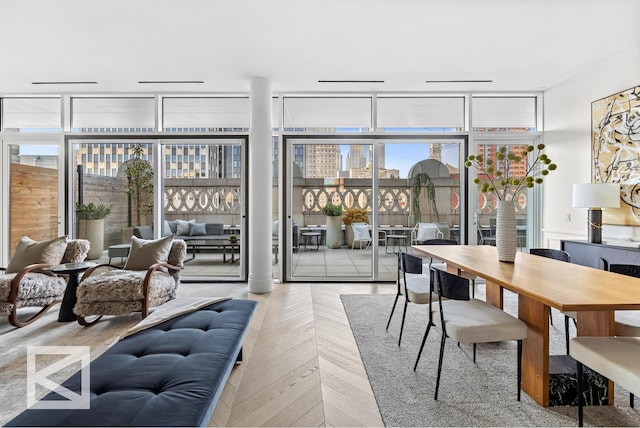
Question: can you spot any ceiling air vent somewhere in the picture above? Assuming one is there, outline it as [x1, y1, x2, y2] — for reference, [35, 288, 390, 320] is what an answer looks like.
[138, 80, 204, 84]
[318, 80, 385, 83]
[425, 80, 493, 83]
[32, 81, 97, 85]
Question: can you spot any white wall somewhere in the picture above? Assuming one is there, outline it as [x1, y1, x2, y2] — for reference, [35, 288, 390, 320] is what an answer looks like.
[542, 45, 640, 248]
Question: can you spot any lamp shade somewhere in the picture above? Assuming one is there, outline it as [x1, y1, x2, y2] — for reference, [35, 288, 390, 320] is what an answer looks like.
[572, 183, 620, 208]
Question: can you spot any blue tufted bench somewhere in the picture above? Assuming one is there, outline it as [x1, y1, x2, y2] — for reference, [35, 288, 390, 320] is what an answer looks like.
[7, 298, 257, 427]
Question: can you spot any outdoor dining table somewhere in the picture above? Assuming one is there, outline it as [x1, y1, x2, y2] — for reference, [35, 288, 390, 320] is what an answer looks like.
[412, 244, 640, 407]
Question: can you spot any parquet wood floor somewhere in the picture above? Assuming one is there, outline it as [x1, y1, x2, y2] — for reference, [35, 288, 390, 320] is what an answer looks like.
[210, 282, 393, 427]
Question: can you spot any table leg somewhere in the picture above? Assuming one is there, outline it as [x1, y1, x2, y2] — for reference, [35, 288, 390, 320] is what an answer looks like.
[58, 273, 80, 322]
[185, 244, 197, 262]
[518, 294, 550, 406]
[485, 280, 504, 309]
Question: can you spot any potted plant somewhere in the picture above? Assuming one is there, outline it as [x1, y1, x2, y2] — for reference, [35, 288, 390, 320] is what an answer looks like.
[321, 203, 343, 249]
[126, 144, 154, 226]
[123, 144, 154, 242]
[343, 208, 370, 247]
[411, 172, 439, 225]
[76, 202, 112, 260]
[229, 234, 238, 243]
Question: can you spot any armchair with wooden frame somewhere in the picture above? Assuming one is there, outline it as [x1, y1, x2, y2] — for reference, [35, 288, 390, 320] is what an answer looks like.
[74, 237, 187, 325]
[0, 237, 90, 327]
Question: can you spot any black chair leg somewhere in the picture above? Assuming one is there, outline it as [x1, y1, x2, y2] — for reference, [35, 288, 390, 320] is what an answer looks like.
[517, 340, 522, 401]
[577, 360, 584, 426]
[631, 392, 635, 408]
[434, 333, 447, 400]
[473, 343, 477, 363]
[385, 293, 400, 331]
[414, 322, 433, 371]
[564, 315, 571, 354]
[549, 310, 554, 326]
[398, 299, 409, 346]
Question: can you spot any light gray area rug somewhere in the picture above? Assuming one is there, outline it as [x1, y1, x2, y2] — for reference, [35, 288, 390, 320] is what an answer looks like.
[341, 291, 640, 427]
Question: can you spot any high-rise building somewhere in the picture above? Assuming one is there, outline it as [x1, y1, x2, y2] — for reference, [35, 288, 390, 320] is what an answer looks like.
[304, 145, 341, 178]
[76, 143, 243, 179]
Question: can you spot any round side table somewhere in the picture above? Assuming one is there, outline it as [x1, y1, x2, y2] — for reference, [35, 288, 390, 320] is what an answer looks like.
[49, 261, 96, 322]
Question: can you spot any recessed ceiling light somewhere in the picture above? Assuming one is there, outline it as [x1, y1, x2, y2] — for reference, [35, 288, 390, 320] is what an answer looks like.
[32, 81, 98, 85]
[318, 80, 385, 83]
[425, 80, 493, 83]
[138, 80, 205, 84]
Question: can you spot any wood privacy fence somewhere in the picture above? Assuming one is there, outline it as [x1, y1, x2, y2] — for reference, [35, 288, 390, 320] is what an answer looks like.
[10, 164, 59, 254]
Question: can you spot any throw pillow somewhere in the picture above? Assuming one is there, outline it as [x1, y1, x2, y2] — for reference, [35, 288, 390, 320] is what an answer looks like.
[124, 234, 174, 271]
[162, 220, 173, 237]
[189, 222, 207, 236]
[175, 219, 194, 236]
[6, 235, 68, 273]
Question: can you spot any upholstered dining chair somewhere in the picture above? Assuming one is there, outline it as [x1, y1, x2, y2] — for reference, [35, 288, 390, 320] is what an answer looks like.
[421, 238, 477, 297]
[529, 248, 572, 353]
[414, 267, 528, 401]
[582, 260, 640, 411]
[571, 337, 640, 426]
[0, 237, 90, 327]
[386, 251, 431, 346]
[74, 236, 187, 325]
[605, 263, 640, 338]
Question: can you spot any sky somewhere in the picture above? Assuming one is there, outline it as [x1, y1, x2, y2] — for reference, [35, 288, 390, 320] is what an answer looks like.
[340, 142, 460, 177]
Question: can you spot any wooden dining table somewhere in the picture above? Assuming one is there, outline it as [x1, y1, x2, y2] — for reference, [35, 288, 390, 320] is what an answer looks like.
[412, 244, 640, 407]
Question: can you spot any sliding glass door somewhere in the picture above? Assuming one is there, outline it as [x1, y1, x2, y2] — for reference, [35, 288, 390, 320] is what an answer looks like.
[283, 136, 465, 282]
[69, 137, 247, 280]
[471, 138, 541, 250]
[285, 139, 375, 280]
[161, 139, 246, 281]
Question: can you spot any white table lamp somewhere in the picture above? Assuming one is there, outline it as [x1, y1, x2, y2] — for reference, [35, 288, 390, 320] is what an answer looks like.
[572, 183, 620, 244]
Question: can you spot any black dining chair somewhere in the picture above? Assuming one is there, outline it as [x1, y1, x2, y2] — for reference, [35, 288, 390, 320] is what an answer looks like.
[529, 248, 572, 353]
[421, 238, 477, 297]
[599, 259, 640, 409]
[386, 251, 431, 346]
[414, 266, 528, 400]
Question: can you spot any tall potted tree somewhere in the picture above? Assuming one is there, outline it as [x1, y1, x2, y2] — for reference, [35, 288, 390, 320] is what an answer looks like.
[76, 202, 111, 259]
[126, 144, 154, 228]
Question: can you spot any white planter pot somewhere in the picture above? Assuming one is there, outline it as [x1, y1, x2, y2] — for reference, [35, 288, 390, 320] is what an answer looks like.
[345, 226, 355, 247]
[496, 200, 517, 263]
[325, 216, 342, 249]
[78, 218, 105, 260]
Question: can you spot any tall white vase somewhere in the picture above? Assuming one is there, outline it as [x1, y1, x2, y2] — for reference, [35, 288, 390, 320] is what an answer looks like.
[496, 200, 517, 263]
[325, 216, 342, 249]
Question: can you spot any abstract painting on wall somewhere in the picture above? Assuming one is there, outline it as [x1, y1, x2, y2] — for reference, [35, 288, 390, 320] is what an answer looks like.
[592, 85, 640, 225]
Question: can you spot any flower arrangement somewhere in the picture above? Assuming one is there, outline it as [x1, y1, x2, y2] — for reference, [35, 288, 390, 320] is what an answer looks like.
[342, 208, 369, 225]
[464, 144, 557, 200]
[321, 203, 343, 216]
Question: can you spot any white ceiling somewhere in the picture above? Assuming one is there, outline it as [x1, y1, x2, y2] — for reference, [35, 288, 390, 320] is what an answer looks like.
[1, 0, 639, 95]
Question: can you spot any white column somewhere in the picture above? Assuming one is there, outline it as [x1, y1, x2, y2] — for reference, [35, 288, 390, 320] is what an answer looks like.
[248, 77, 274, 293]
